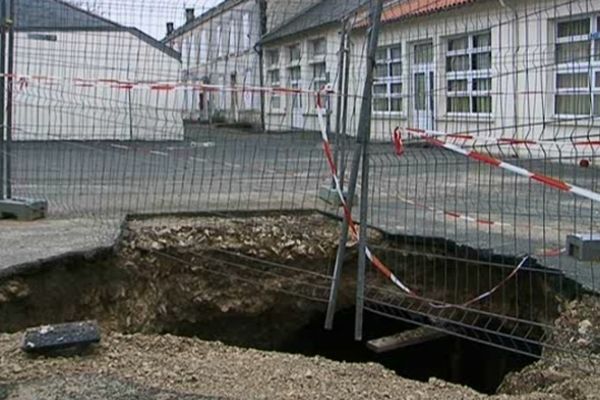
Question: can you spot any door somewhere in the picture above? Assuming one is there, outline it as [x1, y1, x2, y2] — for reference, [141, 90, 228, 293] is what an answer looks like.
[412, 42, 434, 131]
[289, 66, 304, 130]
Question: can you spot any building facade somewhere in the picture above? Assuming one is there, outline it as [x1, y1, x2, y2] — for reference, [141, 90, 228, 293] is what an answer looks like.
[12, 0, 184, 141]
[350, 0, 600, 161]
[259, 0, 366, 133]
[163, 0, 320, 128]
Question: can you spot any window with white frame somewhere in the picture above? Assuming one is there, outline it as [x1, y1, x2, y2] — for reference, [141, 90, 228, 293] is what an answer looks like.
[289, 43, 301, 64]
[268, 69, 281, 109]
[373, 44, 403, 112]
[267, 49, 281, 109]
[446, 31, 492, 114]
[312, 62, 327, 90]
[184, 36, 192, 68]
[229, 22, 238, 55]
[216, 24, 223, 57]
[199, 29, 207, 63]
[554, 15, 600, 117]
[310, 38, 326, 60]
[242, 12, 251, 51]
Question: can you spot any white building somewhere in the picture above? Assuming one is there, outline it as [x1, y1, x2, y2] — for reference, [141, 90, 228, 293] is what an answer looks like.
[163, 0, 321, 129]
[259, 0, 366, 132]
[12, 0, 184, 141]
[262, 0, 600, 161]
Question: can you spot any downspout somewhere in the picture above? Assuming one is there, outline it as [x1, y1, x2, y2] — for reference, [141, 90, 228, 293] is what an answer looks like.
[254, 0, 267, 132]
[0, 0, 6, 200]
[498, 0, 519, 134]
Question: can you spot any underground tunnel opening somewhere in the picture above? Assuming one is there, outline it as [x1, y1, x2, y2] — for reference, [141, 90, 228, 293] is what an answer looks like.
[0, 213, 546, 395]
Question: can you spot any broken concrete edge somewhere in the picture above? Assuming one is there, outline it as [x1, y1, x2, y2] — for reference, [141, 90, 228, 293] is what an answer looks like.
[0, 217, 129, 281]
[0, 208, 588, 298]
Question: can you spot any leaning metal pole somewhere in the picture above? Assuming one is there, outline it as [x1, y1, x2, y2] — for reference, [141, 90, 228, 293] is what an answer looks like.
[324, 0, 384, 334]
[332, 19, 347, 185]
[354, 0, 384, 341]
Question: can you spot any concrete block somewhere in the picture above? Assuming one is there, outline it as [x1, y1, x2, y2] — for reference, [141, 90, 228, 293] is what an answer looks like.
[21, 321, 101, 355]
[0, 198, 48, 221]
[567, 234, 600, 262]
[318, 186, 358, 207]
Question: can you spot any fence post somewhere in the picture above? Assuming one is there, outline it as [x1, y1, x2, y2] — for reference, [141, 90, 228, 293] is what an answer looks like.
[324, 0, 384, 335]
[5, 0, 13, 199]
[0, 0, 5, 200]
[354, 0, 384, 341]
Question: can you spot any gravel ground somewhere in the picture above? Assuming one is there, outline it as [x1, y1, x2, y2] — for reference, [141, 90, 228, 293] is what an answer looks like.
[0, 332, 558, 400]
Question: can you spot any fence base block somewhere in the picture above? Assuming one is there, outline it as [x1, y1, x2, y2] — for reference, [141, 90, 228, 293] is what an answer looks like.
[318, 185, 357, 207]
[0, 198, 48, 221]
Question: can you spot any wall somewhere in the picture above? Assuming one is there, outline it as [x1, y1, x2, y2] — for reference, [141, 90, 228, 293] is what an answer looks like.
[13, 30, 184, 141]
[344, 0, 600, 162]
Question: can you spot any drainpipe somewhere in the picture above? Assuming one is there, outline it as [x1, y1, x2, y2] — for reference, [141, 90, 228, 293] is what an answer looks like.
[498, 0, 519, 135]
[0, 0, 6, 200]
[5, 0, 13, 198]
[254, 0, 267, 132]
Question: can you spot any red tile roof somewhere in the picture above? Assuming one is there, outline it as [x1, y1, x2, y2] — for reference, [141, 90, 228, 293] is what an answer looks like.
[355, 0, 476, 27]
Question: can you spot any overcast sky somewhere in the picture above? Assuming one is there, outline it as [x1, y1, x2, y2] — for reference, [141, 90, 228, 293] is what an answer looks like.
[69, 0, 225, 39]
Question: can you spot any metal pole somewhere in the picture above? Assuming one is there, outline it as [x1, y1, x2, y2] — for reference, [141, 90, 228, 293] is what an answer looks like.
[325, 0, 384, 333]
[354, 0, 384, 342]
[255, 0, 267, 132]
[5, 0, 13, 199]
[338, 26, 351, 191]
[333, 20, 346, 176]
[0, 0, 6, 201]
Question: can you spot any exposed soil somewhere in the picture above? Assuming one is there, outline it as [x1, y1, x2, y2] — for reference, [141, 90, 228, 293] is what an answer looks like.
[0, 212, 598, 399]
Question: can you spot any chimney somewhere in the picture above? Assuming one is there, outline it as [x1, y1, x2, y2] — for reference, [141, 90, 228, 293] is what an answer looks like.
[185, 8, 195, 23]
[166, 22, 174, 35]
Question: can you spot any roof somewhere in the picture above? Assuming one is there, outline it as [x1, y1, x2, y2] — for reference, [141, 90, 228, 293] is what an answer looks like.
[356, 0, 477, 27]
[163, 0, 246, 42]
[9, 0, 180, 60]
[13, 0, 119, 30]
[260, 0, 368, 45]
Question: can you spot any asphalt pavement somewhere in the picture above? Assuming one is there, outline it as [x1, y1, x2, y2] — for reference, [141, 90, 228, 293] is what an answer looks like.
[1, 126, 600, 290]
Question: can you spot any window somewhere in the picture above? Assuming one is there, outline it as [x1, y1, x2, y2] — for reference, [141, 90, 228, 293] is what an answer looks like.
[312, 62, 327, 90]
[216, 24, 223, 57]
[267, 49, 279, 68]
[199, 30, 208, 63]
[289, 44, 301, 64]
[267, 49, 281, 109]
[229, 23, 238, 55]
[310, 38, 326, 59]
[554, 15, 600, 117]
[268, 69, 281, 109]
[242, 13, 251, 50]
[446, 31, 492, 114]
[373, 44, 403, 112]
[183, 36, 192, 68]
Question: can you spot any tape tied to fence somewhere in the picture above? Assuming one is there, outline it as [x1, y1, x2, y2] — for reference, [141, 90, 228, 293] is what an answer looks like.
[405, 127, 600, 204]
[314, 86, 529, 309]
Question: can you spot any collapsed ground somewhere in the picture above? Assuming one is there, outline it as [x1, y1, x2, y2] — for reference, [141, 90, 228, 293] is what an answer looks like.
[0, 212, 599, 399]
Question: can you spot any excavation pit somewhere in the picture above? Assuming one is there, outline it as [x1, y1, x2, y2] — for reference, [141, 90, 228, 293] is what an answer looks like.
[0, 212, 555, 395]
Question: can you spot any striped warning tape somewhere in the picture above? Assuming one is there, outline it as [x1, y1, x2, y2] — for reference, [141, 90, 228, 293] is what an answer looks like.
[405, 127, 600, 149]
[405, 127, 600, 203]
[315, 87, 529, 308]
[1, 73, 330, 97]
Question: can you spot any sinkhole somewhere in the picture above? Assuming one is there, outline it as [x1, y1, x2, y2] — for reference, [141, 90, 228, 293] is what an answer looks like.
[0, 213, 545, 395]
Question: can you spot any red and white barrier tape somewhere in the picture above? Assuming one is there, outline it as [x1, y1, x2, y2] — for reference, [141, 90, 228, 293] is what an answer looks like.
[405, 127, 600, 149]
[315, 87, 529, 307]
[406, 128, 600, 203]
[1, 73, 330, 97]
